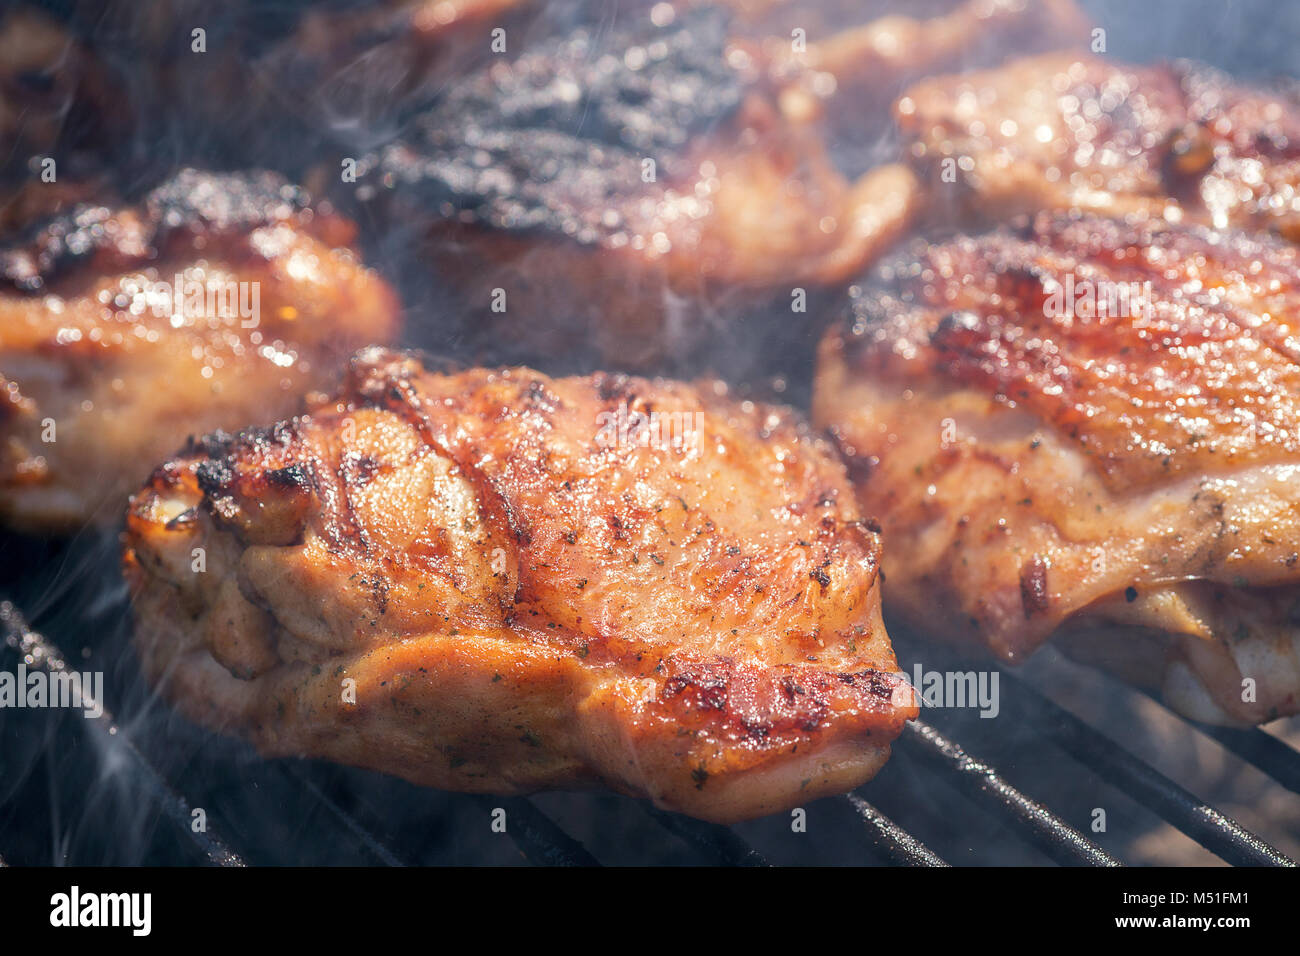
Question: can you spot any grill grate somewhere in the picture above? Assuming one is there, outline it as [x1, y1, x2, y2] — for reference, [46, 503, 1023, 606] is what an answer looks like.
[901, 720, 1120, 867]
[1156, 710, 1300, 797]
[0, 603, 245, 868]
[995, 670, 1293, 867]
[843, 795, 948, 867]
[641, 806, 769, 867]
[471, 796, 600, 867]
[1, 600, 1296, 867]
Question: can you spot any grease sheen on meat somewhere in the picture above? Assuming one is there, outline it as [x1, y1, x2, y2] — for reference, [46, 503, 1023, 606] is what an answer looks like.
[124, 348, 914, 822]
[0, 169, 400, 531]
[814, 213, 1300, 726]
[898, 52, 1300, 238]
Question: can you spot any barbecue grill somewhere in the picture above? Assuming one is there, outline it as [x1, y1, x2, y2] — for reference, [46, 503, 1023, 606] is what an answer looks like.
[1, 531, 1294, 867]
[2, 0, 1300, 869]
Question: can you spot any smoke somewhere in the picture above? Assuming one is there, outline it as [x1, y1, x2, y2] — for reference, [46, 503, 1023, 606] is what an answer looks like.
[2, 0, 1299, 865]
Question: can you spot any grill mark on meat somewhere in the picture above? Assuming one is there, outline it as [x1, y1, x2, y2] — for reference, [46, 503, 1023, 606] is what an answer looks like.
[337, 452, 380, 558]
[266, 462, 314, 491]
[350, 353, 538, 554]
[126, 348, 913, 819]
[1019, 555, 1050, 619]
[594, 372, 635, 404]
[839, 213, 1300, 491]
[655, 657, 906, 751]
[194, 457, 237, 503]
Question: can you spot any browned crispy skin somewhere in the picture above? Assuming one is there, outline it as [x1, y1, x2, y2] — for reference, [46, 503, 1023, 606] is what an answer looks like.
[898, 52, 1300, 239]
[0, 170, 401, 532]
[815, 214, 1300, 725]
[124, 348, 914, 822]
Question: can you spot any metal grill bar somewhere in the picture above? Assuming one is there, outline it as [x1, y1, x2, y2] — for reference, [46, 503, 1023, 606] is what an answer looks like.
[5, 596, 1298, 866]
[998, 672, 1295, 867]
[1124, 688, 1300, 797]
[0, 602, 244, 867]
[903, 720, 1121, 866]
[1185, 724, 1300, 798]
[843, 794, 948, 866]
[283, 766, 406, 866]
[642, 806, 769, 866]
[472, 796, 599, 866]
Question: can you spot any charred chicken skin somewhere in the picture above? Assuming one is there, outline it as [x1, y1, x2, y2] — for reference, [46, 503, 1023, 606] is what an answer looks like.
[898, 52, 1300, 239]
[358, 2, 927, 370]
[359, 1, 1088, 371]
[124, 348, 914, 822]
[815, 213, 1300, 726]
[0, 169, 400, 532]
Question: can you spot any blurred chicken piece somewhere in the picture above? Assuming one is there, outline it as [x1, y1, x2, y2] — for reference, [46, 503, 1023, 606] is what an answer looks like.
[898, 52, 1300, 239]
[815, 213, 1300, 726]
[0, 173, 107, 238]
[359, 2, 923, 373]
[760, 0, 1089, 170]
[360, 1, 1090, 374]
[0, 6, 121, 175]
[0, 169, 400, 532]
[261, 0, 1085, 156]
[124, 348, 914, 822]
[252, 0, 537, 148]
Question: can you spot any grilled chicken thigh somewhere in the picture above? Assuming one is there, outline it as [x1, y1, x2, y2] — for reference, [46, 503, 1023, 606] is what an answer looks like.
[898, 52, 1300, 239]
[356, 2, 926, 371]
[124, 348, 914, 822]
[358, 1, 1087, 373]
[364, 1, 1076, 371]
[0, 169, 400, 532]
[815, 213, 1300, 725]
[758, 0, 1088, 170]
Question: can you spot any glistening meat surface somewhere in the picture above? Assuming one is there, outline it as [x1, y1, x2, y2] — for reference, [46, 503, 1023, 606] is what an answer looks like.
[125, 348, 915, 822]
[898, 52, 1300, 238]
[0, 169, 400, 532]
[815, 213, 1300, 725]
